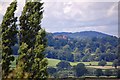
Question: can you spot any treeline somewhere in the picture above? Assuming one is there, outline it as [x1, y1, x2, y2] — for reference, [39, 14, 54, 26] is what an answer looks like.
[47, 61, 120, 78]
[44, 33, 118, 62]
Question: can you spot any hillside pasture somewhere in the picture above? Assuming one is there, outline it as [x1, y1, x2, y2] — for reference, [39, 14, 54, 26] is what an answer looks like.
[47, 58, 113, 67]
[47, 58, 61, 67]
[11, 57, 115, 70]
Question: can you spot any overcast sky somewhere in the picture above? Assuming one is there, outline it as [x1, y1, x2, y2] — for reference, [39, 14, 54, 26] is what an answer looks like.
[0, 0, 119, 36]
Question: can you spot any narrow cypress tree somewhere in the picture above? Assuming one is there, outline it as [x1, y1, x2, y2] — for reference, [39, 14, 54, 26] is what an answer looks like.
[32, 29, 48, 79]
[16, 0, 48, 79]
[1, 1, 17, 78]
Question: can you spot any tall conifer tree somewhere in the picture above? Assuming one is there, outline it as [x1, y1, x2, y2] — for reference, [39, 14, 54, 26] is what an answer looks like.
[16, 0, 48, 79]
[1, 1, 17, 78]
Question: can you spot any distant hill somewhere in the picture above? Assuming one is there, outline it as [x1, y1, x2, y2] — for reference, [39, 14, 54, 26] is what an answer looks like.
[44, 31, 118, 62]
[12, 31, 118, 62]
[53, 31, 114, 39]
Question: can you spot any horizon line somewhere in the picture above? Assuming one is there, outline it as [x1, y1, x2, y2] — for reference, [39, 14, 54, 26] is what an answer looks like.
[46, 30, 118, 37]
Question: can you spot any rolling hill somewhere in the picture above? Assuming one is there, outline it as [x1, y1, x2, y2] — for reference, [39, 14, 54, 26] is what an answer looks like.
[45, 31, 118, 62]
[53, 31, 115, 39]
[12, 31, 118, 62]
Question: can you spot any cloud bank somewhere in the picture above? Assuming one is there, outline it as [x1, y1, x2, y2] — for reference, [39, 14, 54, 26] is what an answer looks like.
[0, 0, 118, 36]
[42, 1, 118, 36]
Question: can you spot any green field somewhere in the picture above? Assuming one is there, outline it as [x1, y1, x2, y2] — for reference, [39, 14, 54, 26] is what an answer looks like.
[47, 58, 119, 70]
[47, 58, 61, 67]
[11, 56, 113, 69]
[47, 58, 113, 67]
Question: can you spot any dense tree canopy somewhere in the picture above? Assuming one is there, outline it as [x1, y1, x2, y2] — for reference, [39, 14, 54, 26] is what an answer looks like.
[112, 59, 118, 68]
[12, 32, 118, 62]
[104, 70, 112, 77]
[95, 69, 103, 77]
[98, 60, 107, 66]
[74, 63, 87, 77]
[43, 33, 118, 62]
[56, 61, 71, 70]
[47, 67, 57, 76]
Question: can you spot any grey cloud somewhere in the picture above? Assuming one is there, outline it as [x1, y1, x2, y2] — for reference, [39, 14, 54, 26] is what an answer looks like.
[0, 1, 118, 36]
[42, 2, 118, 36]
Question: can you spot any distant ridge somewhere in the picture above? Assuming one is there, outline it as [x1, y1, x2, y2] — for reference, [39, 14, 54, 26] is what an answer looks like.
[53, 31, 115, 39]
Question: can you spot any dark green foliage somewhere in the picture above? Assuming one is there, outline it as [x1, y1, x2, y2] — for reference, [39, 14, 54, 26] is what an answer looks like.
[117, 69, 120, 78]
[56, 61, 71, 70]
[43, 32, 118, 62]
[32, 29, 48, 78]
[95, 69, 103, 77]
[98, 60, 107, 66]
[1, 1, 17, 78]
[112, 59, 118, 68]
[19, 2, 43, 48]
[56, 70, 69, 78]
[47, 67, 57, 76]
[16, 0, 48, 79]
[72, 48, 81, 62]
[95, 48, 101, 54]
[104, 69, 112, 77]
[74, 63, 87, 77]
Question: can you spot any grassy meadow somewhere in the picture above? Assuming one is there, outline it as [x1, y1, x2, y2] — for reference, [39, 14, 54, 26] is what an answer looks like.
[11, 56, 114, 70]
[47, 58, 113, 68]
